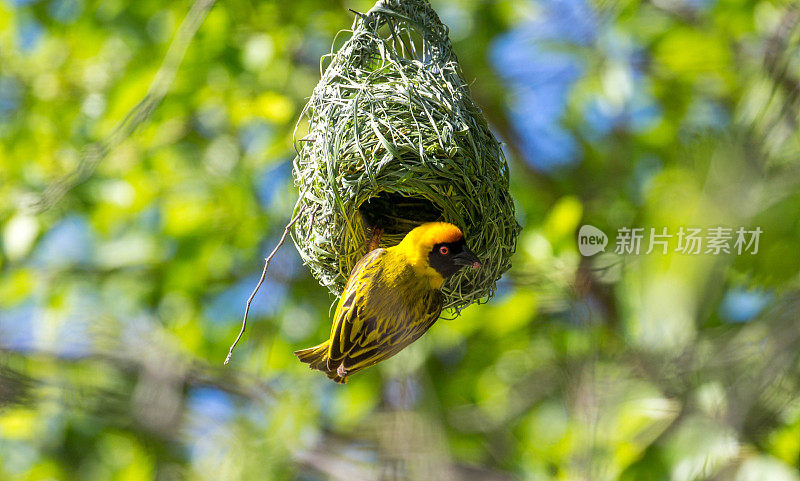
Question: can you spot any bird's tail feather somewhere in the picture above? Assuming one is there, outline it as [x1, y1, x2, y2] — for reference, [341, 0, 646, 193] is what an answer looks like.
[294, 342, 347, 383]
[294, 341, 329, 370]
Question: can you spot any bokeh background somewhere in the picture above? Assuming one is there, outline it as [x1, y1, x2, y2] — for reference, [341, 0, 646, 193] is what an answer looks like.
[2, 0, 800, 479]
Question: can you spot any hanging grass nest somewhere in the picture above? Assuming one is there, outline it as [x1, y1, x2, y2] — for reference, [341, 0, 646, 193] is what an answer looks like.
[291, 0, 520, 310]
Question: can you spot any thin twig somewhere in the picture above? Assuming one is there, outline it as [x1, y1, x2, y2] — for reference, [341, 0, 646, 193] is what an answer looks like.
[224, 209, 305, 365]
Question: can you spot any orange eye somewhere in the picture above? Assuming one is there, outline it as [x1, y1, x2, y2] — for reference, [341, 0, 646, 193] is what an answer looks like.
[439, 246, 449, 255]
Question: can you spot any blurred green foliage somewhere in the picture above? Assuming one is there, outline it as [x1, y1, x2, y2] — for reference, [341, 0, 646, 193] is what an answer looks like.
[2, 0, 800, 480]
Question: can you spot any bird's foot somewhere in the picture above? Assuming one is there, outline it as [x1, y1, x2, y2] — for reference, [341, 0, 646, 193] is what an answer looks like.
[337, 363, 348, 379]
[368, 226, 383, 252]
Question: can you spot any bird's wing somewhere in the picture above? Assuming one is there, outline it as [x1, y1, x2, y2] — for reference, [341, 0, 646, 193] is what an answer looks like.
[344, 248, 385, 293]
[340, 290, 442, 373]
[326, 248, 386, 361]
[327, 254, 443, 373]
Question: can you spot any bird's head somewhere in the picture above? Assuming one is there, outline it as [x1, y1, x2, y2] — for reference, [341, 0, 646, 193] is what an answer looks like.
[398, 222, 481, 284]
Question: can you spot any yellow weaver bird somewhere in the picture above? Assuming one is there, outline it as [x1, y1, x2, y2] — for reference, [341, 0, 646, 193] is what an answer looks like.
[294, 222, 481, 383]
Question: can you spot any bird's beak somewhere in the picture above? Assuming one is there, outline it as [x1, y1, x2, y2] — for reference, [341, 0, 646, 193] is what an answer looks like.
[453, 248, 481, 270]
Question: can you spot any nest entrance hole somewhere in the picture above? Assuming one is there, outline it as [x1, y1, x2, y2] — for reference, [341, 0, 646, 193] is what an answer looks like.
[359, 191, 442, 236]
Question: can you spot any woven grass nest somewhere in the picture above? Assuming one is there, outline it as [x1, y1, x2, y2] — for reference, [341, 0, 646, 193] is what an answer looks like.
[291, 0, 519, 310]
